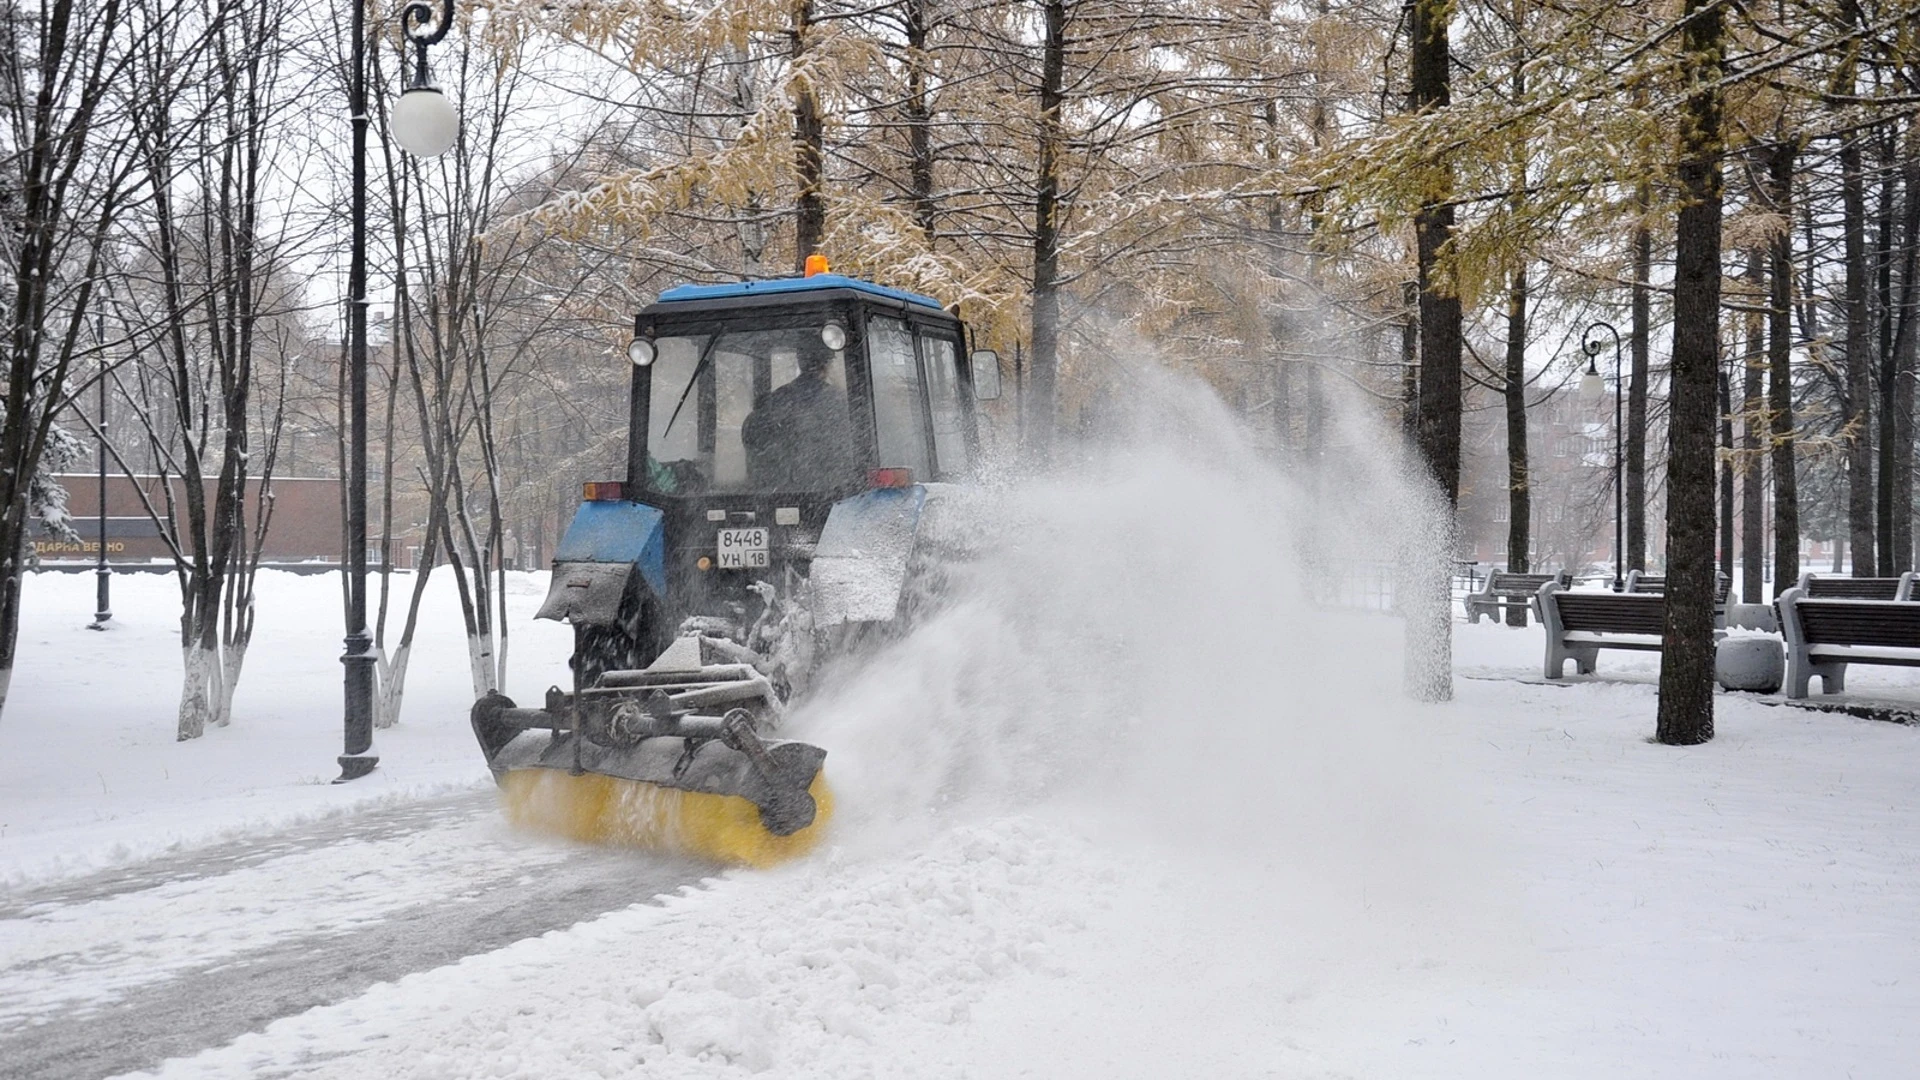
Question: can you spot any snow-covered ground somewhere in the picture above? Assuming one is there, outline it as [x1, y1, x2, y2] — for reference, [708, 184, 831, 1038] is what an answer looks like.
[0, 569, 573, 887]
[4, 387, 1918, 1077]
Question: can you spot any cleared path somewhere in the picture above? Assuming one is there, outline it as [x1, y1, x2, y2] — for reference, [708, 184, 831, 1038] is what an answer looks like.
[0, 790, 713, 1080]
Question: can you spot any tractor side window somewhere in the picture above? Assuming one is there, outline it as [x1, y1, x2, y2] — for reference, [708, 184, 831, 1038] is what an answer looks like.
[922, 335, 970, 476]
[867, 316, 933, 478]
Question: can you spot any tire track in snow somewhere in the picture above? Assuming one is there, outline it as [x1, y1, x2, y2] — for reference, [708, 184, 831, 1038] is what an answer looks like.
[0, 790, 714, 1080]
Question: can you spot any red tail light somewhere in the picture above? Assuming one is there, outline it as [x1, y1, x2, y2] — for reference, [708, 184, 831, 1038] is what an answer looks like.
[869, 468, 914, 489]
[582, 481, 624, 502]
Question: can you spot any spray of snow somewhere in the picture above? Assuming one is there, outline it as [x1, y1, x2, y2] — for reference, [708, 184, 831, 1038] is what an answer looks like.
[793, 361, 1488, 930]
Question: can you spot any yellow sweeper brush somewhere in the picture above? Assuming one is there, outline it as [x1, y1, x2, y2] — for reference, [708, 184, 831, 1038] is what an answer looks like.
[471, 660, 832, 867]
[496, 769, 833, 868]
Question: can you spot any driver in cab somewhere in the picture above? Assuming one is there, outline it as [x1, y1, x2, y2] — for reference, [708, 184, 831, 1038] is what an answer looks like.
[742, 337, 857, 491]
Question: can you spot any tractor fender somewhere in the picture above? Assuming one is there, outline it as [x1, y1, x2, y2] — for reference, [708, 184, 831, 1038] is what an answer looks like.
[810, 485, 930, 628]
[535, 501, 667, 626]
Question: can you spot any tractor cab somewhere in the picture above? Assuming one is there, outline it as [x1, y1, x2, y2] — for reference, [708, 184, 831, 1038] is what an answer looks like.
[626, 271, 991, 503]
[537, 267, 1000, 676]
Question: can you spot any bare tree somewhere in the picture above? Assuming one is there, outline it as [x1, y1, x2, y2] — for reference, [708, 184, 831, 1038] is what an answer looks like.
[113, 0, 314, 739]
[0, 0, 209, 718]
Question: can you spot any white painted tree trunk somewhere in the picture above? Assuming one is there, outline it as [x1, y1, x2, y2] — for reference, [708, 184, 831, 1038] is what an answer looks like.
[377, 643, 409, 729]
[466, 633, 497, 698]
[216, 641, 246, 729]
[177, 643, 225, 741]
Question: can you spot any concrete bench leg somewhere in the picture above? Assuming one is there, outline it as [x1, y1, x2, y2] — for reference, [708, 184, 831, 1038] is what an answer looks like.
[1545, 639, 1599, 679]
[1785, 657, 1847, 698]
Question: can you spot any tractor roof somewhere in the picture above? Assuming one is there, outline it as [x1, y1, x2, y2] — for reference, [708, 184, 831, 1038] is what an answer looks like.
[651, 273, 948, 313]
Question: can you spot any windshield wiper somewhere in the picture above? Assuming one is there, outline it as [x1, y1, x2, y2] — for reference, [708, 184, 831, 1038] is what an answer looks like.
[661, 333, 723, 442]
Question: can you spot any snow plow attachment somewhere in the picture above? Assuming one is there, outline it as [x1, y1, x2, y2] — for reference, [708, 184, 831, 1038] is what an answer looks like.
[471, 657, 831, 867]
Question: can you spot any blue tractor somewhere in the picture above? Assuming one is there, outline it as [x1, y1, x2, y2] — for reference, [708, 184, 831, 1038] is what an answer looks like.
[470, 266, 1000, 864]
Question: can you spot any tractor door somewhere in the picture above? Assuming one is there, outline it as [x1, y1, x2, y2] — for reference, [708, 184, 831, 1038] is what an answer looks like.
[864, 314, 977, 482]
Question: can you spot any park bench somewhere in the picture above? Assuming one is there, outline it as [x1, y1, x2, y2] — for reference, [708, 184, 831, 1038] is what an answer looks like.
[1793, 572, 1915, 601]
[1623, 569, 1732, 603]
[1463, 569, 1570, 624]
[1775, 586, 1920, 698]
[1535, 582, 1674, 678]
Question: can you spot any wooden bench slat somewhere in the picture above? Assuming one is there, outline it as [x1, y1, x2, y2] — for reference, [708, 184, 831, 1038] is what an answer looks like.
[1795, 599, 1920, 648]
[1553, 594, 1667, 636]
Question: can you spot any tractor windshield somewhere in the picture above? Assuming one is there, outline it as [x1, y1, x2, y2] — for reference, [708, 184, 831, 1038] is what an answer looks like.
[646, 327, 857, 494]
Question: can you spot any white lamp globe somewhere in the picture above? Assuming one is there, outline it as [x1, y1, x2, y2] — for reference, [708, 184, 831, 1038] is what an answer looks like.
[1579, 368, 1604, 401]
[393, 87, 459, 158]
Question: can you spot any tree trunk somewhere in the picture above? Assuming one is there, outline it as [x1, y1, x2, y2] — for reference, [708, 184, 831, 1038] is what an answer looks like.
[1400, 280, 1418, 439]
[1629, 205, 1652, 572]
[178, 643, 222, 742]
[1719, 360, 1735, 582]
[1505, 268, 1532, 626]
[1842, 136, 1875, 574]
[1769, 141, 1801, 597]
[1411, 0, 1461, 505]
[1656, 0, 1724, 747]
[904, 0, 936, 247]
[376, 526, 439, 728]
[1027, 0, 1065, 461]
[1890, 133, 1920, 576]
[790, 0, 825, 269]
[1876, 132, 1898, 573]
[0, 526, 25, 715]
[1502, 7, 1529, 608]
[1405, 0, 1457, 703]
[1268, 202, 1293, 453]
[1742, 246, 1766, 603]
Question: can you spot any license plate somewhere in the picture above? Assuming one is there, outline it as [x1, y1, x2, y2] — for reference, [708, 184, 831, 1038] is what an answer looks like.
[716, 527, 770, 569]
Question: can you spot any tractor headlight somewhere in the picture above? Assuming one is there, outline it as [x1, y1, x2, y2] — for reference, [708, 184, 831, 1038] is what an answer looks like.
[820, 322, 847, 351]
[627, 337, 656, 367]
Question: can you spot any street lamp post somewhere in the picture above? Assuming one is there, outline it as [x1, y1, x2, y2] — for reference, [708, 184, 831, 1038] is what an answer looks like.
[1579, 321, 1625, 593]
[338, 0, 460, 784]
[90, 332, 111, 630]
